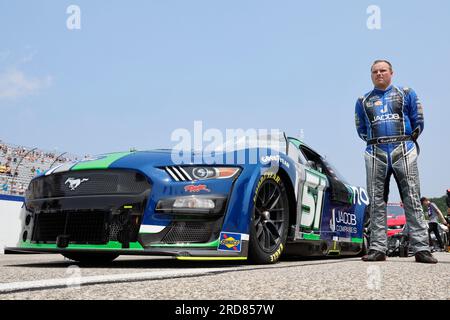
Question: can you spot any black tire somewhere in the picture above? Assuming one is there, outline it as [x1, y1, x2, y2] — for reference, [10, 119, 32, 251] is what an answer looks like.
[248, 173, 289, 264]
[359, 205, 370, 256]
[361, 232, 370, 256]
[62, 252, 119, 265]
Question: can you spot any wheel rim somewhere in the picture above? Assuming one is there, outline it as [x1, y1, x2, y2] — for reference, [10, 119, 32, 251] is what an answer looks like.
[253, 179, 286, 252]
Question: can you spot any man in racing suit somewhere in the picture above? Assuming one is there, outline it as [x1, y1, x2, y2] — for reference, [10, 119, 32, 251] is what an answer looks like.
[355, 59, 437, 263]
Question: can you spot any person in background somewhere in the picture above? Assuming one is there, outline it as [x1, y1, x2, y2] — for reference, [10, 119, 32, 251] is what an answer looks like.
[446, 189, 450, 250]
[420, 197, 448, 251]
[446, 189, 450, 216]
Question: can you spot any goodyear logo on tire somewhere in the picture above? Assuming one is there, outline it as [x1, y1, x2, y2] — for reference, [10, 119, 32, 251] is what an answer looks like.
[218, 232, 242, 252]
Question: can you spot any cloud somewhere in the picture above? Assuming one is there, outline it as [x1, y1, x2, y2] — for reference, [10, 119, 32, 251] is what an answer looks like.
[0, 68, 53, 99]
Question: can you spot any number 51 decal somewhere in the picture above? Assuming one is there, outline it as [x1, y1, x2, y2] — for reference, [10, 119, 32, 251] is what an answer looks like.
[300, 170, 327, 230]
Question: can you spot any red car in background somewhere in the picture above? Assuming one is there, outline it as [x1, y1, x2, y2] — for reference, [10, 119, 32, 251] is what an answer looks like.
[387, 203, 406, 237]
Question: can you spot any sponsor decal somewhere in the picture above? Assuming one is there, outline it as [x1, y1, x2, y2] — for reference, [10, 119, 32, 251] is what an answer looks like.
[377, 137, 402, 144]
[65, 178, 89, 190]
[184, 184, 210, 193]
[270, 243, 284, 262]
[374, 100, 383, 107]
[372, 113, 400, 123]
[347, 186, 369, 205]
[260, 155, 290, 168]
[218, 232, 242, 252]
[330, 209, 358, 234]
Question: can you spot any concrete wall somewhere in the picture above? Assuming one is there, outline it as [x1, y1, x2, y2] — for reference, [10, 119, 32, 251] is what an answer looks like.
[0, 195, 24, 253]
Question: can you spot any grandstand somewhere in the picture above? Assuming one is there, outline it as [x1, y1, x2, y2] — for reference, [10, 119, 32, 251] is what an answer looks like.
[0, 140, 78, 196]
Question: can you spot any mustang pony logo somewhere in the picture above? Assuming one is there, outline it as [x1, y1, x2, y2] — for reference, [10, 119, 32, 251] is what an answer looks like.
[65, 178, 89, 190]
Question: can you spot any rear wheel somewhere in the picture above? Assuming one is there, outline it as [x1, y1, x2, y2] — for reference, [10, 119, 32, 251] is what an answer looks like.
[360, 206, 370, 256]
[62, 253, 119, 265]
[248, 173, 289, 264]
[361, 233, 369, 256]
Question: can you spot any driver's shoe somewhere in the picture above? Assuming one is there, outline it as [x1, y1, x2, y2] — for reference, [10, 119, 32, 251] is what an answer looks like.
[415, 251, 438, 264]
[362, 249, 386, 262]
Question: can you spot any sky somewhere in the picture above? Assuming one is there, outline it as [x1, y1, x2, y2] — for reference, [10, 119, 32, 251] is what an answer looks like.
[0, 0, 449, 200]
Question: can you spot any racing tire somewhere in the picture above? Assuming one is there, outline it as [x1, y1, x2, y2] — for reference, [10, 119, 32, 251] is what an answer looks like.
[359, 206, 370, 256]
[62, 253, 120, 265]
[248, 173, 289, 264]
[361, 232, 370, 256]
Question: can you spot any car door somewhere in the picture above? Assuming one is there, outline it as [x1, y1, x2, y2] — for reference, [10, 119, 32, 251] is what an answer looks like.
[287, 138, 328, 240]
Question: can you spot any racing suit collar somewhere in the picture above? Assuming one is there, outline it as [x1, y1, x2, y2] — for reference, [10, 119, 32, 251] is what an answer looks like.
[373, 84, 393, 94]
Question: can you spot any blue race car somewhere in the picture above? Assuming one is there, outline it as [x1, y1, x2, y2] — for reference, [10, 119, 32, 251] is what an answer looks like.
[6, 133, 369, 264]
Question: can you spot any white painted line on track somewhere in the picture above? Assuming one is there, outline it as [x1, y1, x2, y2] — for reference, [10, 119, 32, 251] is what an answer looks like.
[0, 267, 241, 294]
[0, 257, 360, 294]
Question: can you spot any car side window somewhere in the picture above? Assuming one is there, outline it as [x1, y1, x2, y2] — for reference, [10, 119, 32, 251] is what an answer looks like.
[296, 147, 308, 165]
[299, 146, 324, 174]
[287, 139, 308, 165]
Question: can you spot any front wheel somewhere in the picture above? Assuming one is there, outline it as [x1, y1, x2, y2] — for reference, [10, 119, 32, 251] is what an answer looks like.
[248, 173, 289, 264]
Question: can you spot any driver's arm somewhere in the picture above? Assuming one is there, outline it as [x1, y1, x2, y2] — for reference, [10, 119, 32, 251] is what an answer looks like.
[355, 98, 368, 142]
[432, 203, 448, 225]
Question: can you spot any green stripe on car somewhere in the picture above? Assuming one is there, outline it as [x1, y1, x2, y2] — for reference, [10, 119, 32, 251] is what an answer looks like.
[20, 241, 144, 250]
[71, 152, 133, 171]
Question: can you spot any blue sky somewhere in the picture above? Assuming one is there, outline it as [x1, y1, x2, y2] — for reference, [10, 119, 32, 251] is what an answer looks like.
[1, 0, 449, 200]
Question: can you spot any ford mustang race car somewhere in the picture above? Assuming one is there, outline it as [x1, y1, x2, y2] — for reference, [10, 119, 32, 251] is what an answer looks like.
[6, 133, 369, 264]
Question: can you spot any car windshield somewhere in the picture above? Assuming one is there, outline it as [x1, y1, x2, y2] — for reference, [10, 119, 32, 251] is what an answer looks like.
[387, 205, 405, 217]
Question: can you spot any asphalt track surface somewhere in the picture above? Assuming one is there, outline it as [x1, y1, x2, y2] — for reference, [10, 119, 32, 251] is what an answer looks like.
[0, 252, 448, 300]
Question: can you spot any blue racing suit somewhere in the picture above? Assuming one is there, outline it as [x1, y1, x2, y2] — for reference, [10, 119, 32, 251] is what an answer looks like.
[355, 85, 429, 254]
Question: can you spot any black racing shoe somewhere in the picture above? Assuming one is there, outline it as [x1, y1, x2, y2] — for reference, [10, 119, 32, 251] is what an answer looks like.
[362, 249, 386, 262]
[415, 251, 438, 264]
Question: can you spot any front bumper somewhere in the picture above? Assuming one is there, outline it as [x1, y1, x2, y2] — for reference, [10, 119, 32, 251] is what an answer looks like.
[5, 239, 249, 260]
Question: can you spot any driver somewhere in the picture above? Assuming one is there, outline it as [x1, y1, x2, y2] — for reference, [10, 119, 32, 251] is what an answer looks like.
[354, 59, 437, 263]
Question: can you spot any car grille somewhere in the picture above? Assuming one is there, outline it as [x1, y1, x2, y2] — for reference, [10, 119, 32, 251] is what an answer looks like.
[27, 169, 151, 245]
[31, 210, 143, 244]
[108, 212, 142, 243]
[161, 221, 220, 244]
[27, 169, 150, 199]
[31, 211, 109, 244]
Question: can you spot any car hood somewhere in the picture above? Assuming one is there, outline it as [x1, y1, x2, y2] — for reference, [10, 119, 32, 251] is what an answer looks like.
[41, 148, 263, 178]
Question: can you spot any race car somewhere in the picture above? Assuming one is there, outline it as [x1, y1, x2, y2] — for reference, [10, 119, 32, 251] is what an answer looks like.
[387, 203, 406, 237]
[6, 132, 369, 264]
